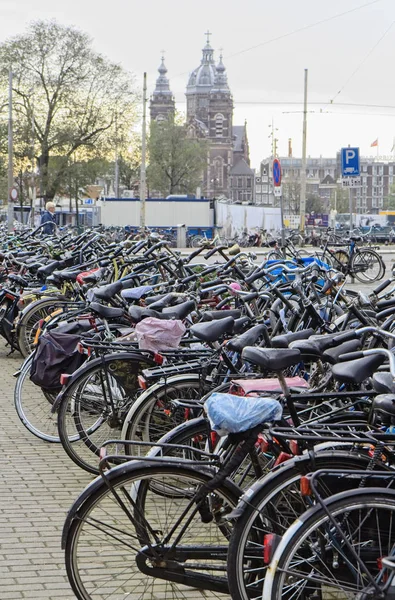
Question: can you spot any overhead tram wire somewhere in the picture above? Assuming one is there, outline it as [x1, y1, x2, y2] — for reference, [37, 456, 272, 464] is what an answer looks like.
[173, 0, 383, 78]
[224, 0, 383, 60]
[321, 18, 395, 112]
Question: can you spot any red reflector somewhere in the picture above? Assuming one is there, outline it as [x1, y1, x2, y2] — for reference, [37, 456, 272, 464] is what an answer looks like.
[154, 353, 164, 365]
[274, 452, 292, 466]
[38, 319, 45, 328]
[5, 293, 15, 300]
[264, 534, 281, 564]
[256, 433, 269, 453]
[300, 476, 312, 497]
[210, 431, 219, 447]
[138, 375, 147, 390]
[289, 440, 301, 455]
[60, 374, 71, 386]
[99, 447, 107, 461]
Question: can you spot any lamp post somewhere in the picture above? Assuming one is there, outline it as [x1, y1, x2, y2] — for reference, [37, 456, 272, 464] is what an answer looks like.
[7, 70, 14, 232]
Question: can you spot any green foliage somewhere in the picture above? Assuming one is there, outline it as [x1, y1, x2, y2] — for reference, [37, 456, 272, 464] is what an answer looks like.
[330, 186, 349, 213]
[0, 20, 139, 200]
[306, 193, 323, 214]
[147, 119, 207, 197]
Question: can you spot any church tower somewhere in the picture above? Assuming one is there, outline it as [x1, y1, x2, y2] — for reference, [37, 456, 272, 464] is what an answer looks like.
[207, 54, 234, 198]
[150, 56, 175, 122]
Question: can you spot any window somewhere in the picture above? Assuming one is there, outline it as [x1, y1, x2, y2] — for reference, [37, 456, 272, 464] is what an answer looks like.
[215, 113, 224, 137]
[238, 177, 243, 188]
[246, 178, 252, 188]
[213, 157, 224, 187]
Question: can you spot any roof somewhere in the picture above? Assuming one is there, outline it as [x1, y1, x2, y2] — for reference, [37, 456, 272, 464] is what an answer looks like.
[232, 126, 245, 152]
[230, 158, 254, 176]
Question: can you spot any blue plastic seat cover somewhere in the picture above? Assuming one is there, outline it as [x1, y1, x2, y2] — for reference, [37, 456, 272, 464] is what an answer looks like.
[205, 393, 283, 436]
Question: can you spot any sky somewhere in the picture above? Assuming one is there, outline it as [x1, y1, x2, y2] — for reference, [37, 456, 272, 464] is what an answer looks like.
[1, 0, 394, 169]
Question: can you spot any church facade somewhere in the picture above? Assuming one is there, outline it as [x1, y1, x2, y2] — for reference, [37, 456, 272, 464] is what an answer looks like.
[149, 35, 255, 202]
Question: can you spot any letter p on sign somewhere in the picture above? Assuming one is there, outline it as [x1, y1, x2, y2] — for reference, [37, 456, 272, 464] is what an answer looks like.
[345, 149, 355, 164]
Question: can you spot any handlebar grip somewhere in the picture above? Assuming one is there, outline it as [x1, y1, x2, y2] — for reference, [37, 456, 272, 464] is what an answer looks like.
[143, 241, 166, 257]
[187, 247, 204, 261]
[339, 351, 364, 362]
[204, 247, 219, 259]
[245, 269, 265, 284]
[133, 260, 156, 273]
[200, 266, 217, 276]
[200, 278, 223, 289]
[333, 330, 358, 344]
[373, 278, 392, 295]
[180, 273, 198, 284]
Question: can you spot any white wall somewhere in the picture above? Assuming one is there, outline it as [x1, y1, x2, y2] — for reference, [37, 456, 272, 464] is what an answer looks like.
[97, 199, 213, 227]
[216, 203, 281, 237]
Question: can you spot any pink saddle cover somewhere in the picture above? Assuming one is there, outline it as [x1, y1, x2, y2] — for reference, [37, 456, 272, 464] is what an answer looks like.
[230, 377, 309, 395]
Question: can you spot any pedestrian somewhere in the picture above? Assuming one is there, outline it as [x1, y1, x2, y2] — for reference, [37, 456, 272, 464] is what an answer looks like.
[41, 201, 56, 234]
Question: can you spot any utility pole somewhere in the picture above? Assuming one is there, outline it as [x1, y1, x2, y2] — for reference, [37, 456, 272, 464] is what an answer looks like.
[7, 70, 14, 232]
[114, 111, 119, 198]
[299, 68, 308, 234]
[140, 73, 147, 228]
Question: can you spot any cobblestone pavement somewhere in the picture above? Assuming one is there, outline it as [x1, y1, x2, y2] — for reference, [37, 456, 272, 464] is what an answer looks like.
[0, 341, 91, 599]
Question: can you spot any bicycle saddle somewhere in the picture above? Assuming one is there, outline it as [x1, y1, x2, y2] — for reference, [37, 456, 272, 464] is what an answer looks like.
[227, 324, 267, 354]
[8, 274, 29, 287]
[121, 286, 154, 302]
[373, 372, 395, 394]
[271, 328, 315, 349]
[242, 347, 301, 371]
[191, 317, 235, 343]
[332, 354, 385, 385]
[89, 302, 124, 320]
[92, 281, 123, 300]
[322, 339, 362, 365]
[202, 310, 242, 321]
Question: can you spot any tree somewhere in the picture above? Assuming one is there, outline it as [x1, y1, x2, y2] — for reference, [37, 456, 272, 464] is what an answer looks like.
[282, 178, 301, 214]
[384, 183, 395, 210]
[330, 186, 349, 213]
[306, 193, 323, 214]
[0, 20, 139, 201]
[147, 118, 207, 197]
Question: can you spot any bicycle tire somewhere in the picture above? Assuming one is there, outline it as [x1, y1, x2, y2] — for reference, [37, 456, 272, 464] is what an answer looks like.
[58, 356, 152, 474]
[351, 248, 385, 283]
[263, 487, 395, 599]
[64, 461, 240, 600]
[14, 354, 60, 442]
[17, 297, 70, 358]
[227, 451, 382, 600]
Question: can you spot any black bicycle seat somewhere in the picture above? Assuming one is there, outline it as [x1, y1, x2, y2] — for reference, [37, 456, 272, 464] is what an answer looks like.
[93, 281, 123, 301]
[191, 317, 235, 343]
[272, 328, 315, 349]
[202, 309, 242, 321]
[89, 302, 124, 320]
[332, 354, 385, 384]
[322, 339, 362, 365]
[242, 347, 301, 371]
[227, 324, 267, 354]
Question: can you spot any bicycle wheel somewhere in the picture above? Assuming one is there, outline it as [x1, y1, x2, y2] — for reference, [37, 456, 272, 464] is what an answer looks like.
[351, 248, 385, 283]
[58, 361, 139, 474]
[14, 355, 60, 442]
[191, 235, 204, 248]
[64, 462, 240, 600]
[264, 487, 395, 599]
[122, 377, 206, 445]
[227, 452, 381, 600]
[17, 297, 69, 358]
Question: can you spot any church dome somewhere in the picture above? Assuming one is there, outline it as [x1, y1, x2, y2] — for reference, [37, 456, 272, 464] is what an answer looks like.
[211, 54, 230, 94]
[187, 37, 216, 94]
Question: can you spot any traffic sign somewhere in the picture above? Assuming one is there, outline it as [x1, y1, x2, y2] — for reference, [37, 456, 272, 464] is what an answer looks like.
[9, 187, 18, 201]
[272, 159, 282, 187]
[342, 178, 361, 188]
[274, 186, 282, 197]
[341, 147, 360, 177]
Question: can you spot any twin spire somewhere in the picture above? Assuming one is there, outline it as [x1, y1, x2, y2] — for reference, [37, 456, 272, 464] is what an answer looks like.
[153, 34, 230, 97]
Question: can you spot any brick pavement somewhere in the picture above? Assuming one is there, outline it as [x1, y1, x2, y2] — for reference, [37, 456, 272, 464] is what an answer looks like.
[0, 341, 90, 599]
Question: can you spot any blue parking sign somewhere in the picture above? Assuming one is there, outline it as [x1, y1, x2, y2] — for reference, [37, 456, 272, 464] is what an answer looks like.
[341, 147, 360, 177]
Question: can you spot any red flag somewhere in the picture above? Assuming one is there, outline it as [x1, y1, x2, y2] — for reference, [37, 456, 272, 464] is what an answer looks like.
[371, 138, 378, 147]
